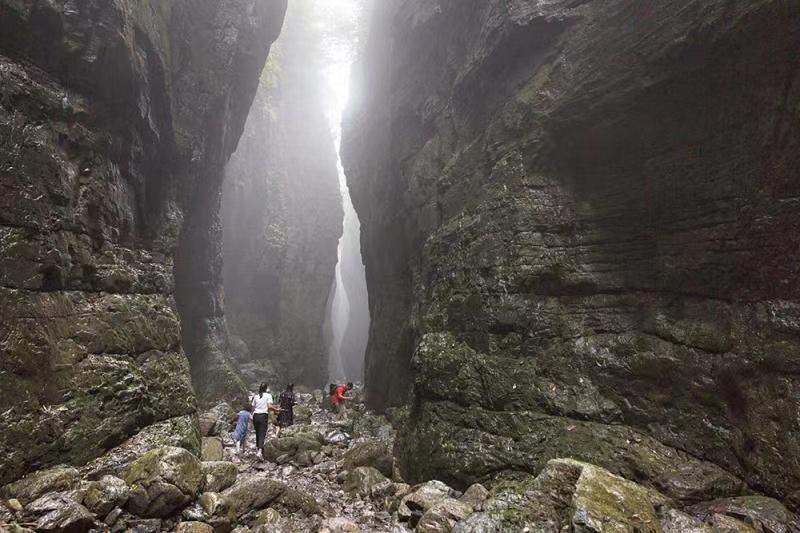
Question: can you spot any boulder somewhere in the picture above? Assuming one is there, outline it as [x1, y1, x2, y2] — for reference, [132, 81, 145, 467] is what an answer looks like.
[82, 475, 130, 516]
[398, 480, 456, 523]
[687, 496, 800, 532]
[123, 446, 204, 518]
[252, 507, 293, 533]
[294, 405, 313, 424]
[0, 466, 80, 505]
[185, 491, 236, 532]
[24, 492, 95, 532]
[202, 462, 238, 493]
[104, 507, 124, 528]
[416, 498, 474, 533]
[262, 432, 324, 466]
[254, 508, 283, 527]
[342, 440, 393, 477]
[459, 484, 489, 512]
[570, 459, 668, 532]
[81, 415, 202, 479]
[323, 429, 351, 445]
[455, 459, 672, 532]
[127, 518, 163, 532]
[201, 438, 225, 462]
[222, 474, 320, 517]
[176, 522, 215, 533]
[320, 517, 360, 533]
[708, 514, 757, 532]
[343, 467, 392, 499]
[660, 509, 713, 533]
[199, 404, 237, 437]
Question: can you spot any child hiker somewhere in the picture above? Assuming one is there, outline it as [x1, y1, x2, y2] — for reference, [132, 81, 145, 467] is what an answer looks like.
[231, 402, 253, 454]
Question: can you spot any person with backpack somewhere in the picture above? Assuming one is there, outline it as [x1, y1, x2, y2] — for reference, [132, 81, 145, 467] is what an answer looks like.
[329, 382, 354, 414]
[276, 383, 296, 436]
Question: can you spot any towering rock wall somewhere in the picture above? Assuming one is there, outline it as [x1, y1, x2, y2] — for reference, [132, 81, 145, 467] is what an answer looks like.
[343, 0, 800, 508]
[0, 0, 286, 485]
[223, 1, 343, 389]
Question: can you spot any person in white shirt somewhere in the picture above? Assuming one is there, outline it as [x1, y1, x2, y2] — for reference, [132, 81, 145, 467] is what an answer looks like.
[251, 383, 280, 454]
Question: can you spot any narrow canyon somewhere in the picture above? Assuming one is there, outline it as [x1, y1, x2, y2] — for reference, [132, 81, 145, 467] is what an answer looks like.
[1, 0, 799, 532]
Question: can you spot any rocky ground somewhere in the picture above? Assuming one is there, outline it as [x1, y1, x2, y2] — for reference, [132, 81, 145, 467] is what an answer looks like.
[2, 389, 799, 532]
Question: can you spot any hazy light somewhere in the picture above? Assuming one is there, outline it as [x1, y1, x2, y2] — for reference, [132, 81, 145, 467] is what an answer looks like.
[313, 0, 370, 383]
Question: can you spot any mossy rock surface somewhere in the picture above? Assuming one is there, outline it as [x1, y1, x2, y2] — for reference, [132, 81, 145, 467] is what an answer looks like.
[262, 432, 324, 464]
[343, 440, 393, 477]
[456, 459, 669, 531]
[82, 415, 201, 479]
[222, 474, 320, 517]
[343, 467, 391, 498]
[201, 461, 238, 493]
[0, 466, 80, 505]
[201, 438, 224, 461]
[123, 446, 203, 518]
[397, 396, 743, 505]
[81, 475, 130, 516]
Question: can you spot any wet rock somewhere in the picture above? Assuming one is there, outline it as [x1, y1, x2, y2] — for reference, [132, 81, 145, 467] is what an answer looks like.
[222, 474, 320, 517]
[176, 522, 215, 533]
[202, 462, 238, 493]
[0, 0, 286, 486]
[127, 518, 163, 533]
[456, 459, 672, 532]
[104, 507, 124, 527]
[570, 459, 668, 532]
[123, 446, 204, 518]
[294, 405, 313, 424]
[182, 491, 236, 531]
[398, 481, 456, 525]
[708, 514, 756, 532]
[342, 440, 393, 477]
[0, 466, 80, 505]
[254, 507, 283, 528]
[200, 404, 236, 437]
[687, 496, 800, 532]
[451, 513, 504, 533]
[459, 484, 489, 512]
[82, 475, 130, 516]
[324, 429, 351, 446]
[202, 438, 225, 462]
[319, 517, 359, 533]
[344, 467, 392, 499]
[417, 497, 473, 533]
[344, 0, 800, 508]
[312, 390, 325, 405]
[6, 498, 23, 513]
[1, 505, 19, 526]
[263, 432, 325, 466]
[23, 492, 95, 532]
[82, 415, 202, 479]
[388, 483, 413, 513]
[660, 509, 712, 533]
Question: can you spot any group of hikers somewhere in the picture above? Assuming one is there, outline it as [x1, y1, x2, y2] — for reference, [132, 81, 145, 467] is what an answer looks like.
[230, 382, 354, 456]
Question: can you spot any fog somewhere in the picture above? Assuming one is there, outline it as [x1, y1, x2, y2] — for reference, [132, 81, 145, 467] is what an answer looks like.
[318, 0, 371, 383]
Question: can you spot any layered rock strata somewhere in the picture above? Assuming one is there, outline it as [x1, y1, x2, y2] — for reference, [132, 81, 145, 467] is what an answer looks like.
[343, 0, 800, 508]
[0, 0, 286, 485]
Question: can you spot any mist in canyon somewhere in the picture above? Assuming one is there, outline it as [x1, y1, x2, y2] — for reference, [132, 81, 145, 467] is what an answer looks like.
[222, 0, 369, 390]
[2, 1, 800, 531]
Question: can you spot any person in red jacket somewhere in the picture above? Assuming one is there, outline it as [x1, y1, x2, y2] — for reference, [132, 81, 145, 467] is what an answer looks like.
[329, 382, 353, 414]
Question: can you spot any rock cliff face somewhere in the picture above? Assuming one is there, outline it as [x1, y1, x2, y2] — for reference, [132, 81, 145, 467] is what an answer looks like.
[343, 0, 800, 508]
[222, 1, 343, 389]
[0, 0, 286, 485]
